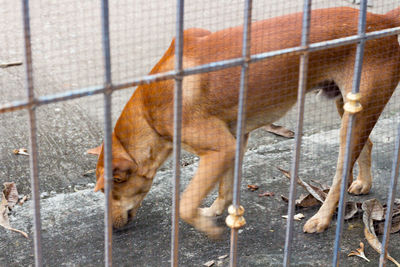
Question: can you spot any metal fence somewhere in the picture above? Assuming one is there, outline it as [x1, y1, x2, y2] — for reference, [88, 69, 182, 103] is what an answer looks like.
[1, 0, 400, 266]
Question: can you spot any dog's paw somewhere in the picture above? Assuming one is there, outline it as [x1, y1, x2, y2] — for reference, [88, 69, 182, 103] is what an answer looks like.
[195, 215, 224, 239]
[206, 225, 225, 240]
[303, 215, 330, 233]
[200, 206, 224, 217]
[200, 207, 217, 217]
[348, 180, 371, 195]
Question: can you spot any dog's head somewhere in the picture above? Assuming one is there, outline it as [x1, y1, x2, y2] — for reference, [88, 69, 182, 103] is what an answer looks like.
[92, 134, 153, 228]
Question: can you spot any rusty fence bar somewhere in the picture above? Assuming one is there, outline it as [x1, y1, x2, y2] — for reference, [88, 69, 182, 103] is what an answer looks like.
[171, 0, 185, 266]
[21, 0, 43, 266]
[229, 0, 253, 266]
[2, 26, 400, 115]
[332, 0, 368, 265]
[100, 0, 113, 265]
[379, 123, 400, 267]
[283, 0, 311, 266]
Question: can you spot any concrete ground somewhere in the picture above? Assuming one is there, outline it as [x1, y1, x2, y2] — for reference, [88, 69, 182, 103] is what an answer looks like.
[1, 0, 400, 266]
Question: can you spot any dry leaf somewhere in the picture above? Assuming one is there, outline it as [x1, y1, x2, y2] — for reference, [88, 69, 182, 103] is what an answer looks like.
[218, 255, 228, 260]
[281, 195, 289, 202]
[344, 201, 359, 221]
[83, 169, 96, 177]
[3, 182, 18, 209]
[295, 193, 320, 208]
[13, 148, 29, 156]
[203, 260, 215, 267]
[277, 167, 364, 220]
[280, 193, 320, 208]
[362, 199, 400, 267]
[0, 61, 22, 68]
[247, 185, 259, 192]
[277, 167, 326, 203]
[282, 213, 305, 221]
[0, 193, 28, 238]
[374, 203, 400, 235]
[0, 193, 9, 227]
[310, 179, 330, 190]
[364, 228, 400, 266]
[263, 124, 294, 138]
[18, 195, 28, 206]
[375, 214, 400, 235]
[294, 213, 305, 220]
[258, 191, 274, 197]
[348, 242, 370, 262]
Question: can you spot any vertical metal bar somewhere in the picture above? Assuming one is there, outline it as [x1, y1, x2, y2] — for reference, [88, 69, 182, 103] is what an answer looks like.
[21, 0, 43, 266]
[379, 124, 400, 267]
[332, 0, 367, 266]
[100, 0, 113, 266]
[229, 1, 253, 266]
[283, 1, 312, 266]
[171, 0, 184, 266]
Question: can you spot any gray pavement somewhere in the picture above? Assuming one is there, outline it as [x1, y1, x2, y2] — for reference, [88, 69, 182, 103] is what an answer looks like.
[2, 116, 400, 266]
[1, 0, 400, 266]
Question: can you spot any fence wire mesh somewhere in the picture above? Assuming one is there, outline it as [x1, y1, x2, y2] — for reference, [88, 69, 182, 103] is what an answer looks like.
[1, 0, 400, 266]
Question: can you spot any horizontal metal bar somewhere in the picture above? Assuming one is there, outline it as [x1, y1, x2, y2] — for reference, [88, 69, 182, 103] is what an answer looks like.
[1, 26, 400, 115]
[251, 26, 400, 63]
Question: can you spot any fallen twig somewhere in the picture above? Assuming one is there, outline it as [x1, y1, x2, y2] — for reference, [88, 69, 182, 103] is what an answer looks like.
[0, 61, 22, 68]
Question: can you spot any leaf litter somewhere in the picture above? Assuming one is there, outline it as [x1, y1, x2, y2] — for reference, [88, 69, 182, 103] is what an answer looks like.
[13, 148, 29, 156]
[348, 242, 370, 262]
[278, 167, 400, 264]
[362, 199, 400, 266]
[247, 184, 259, 192]
[0, 183, 28, 238]
[282, 213, 305, 221]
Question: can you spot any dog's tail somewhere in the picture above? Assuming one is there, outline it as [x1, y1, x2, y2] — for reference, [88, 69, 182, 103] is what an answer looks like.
[385, 7, 400, 27]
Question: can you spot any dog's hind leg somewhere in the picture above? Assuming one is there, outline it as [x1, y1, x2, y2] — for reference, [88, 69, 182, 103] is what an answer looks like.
[304, 70, 396, 233]
[200, 134, 249, 217]
[200, 166, 234, 217]
[179, 116, 237, 238]
[335, 97, 373, 195]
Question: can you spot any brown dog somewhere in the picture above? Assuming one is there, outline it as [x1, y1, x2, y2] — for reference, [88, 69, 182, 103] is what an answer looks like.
[93, 7, 400, 238]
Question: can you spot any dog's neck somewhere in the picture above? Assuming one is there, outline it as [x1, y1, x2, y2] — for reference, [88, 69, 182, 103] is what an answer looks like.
[114, 90, 172, 179]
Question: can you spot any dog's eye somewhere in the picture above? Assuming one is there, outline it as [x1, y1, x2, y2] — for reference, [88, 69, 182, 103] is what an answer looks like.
[113, 176, 126, 183]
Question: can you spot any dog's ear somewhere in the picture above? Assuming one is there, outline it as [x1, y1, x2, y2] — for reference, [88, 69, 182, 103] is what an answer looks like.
[87, 145, 103, 156]
[136, 147, 156, 179]
[111, 134, 138, 173]
[94, 176, 104, 192]
[94, 134, 138, 192]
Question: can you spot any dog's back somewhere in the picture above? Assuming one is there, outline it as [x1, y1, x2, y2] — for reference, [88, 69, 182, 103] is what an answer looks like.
[142, 7, 400, 135]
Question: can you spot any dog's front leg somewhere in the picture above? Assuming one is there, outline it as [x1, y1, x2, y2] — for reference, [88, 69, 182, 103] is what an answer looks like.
[179, 118, 237, 239]
[200, 166, 234, 217]
[200, 134, 249, 217]
[180, 149, 235, 239]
